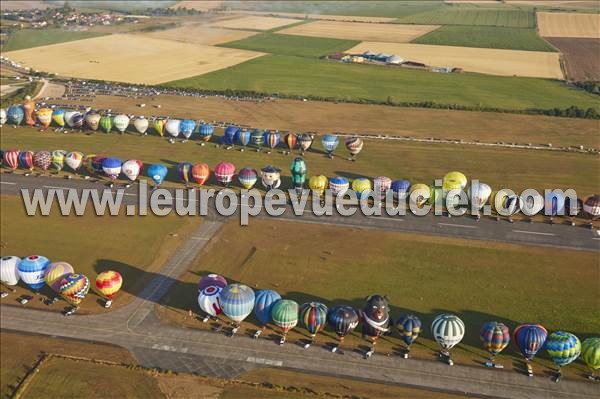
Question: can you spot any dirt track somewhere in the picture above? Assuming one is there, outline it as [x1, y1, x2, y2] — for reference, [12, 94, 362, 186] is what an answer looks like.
[53, 94, 600, 148]
[546, 37, 600, 81]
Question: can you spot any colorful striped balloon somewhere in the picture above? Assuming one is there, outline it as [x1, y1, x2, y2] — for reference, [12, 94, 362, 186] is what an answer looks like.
[299, 302, 328, 336]
[271, 299, 298, 334]
[238, 167, 258, 189]
[100, 115, 112, 133]
[52, 109, 65, 127]
[180, 119, 196, 139]
[177, 162, 192, 184]
[51, 150, 67, 172]
[33, 151, 52, 171]
[214, 162, 235, 186]
[373, 176, 392, 200]
[18, 255, 51, 291]
[65, 151, 84, 172]
[352, 178, 372, 198]
[18, 151, 34, 171]
[199, 123, 214, 142]
[36, 108, 53, 128]
[546, 331, 581, 368]
[321, 134, 339, 154]
[581, 337, 600, 371]
[44, 261, 74, 292]
[236, 129, 251, 147]
[480, 321, 510, 357]
[3, 149, 19, 170]
[191, 163, 210, 186]
[251, 129, 264, 148]
[284, 133, 297, 151]
[263, 131, 280, 149]
[514, 323, 547, 361]
[396, 314, 422, 347]
[254, 289, 281, 326]
[220, 283, 255, 324]
[95, 270, 123, 300]
[345, 136, 363, 157]
[329, 176, 349, 196]
[223, 125, 239, 146]
[58, 273, 90, 305]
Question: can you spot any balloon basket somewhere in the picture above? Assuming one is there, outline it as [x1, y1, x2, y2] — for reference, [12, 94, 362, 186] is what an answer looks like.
[587, 375, 599, 381]
[303, 342, 311, 349]
[364, 348, 374, 359]
[84, 176, 90, 180]
[553, 371, 562, 383]
[202, 315, 210, 323]
[331, 345, 338, 353]
[104, 300, 112, 309]
[253, 330, 262, 339]
[279, 336, 286, 346]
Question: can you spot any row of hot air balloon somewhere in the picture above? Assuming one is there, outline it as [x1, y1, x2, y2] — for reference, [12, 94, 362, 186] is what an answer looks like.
[196, 274, 599, 380]
[0, 255, 122, 308]
[0, 102, 365, 159]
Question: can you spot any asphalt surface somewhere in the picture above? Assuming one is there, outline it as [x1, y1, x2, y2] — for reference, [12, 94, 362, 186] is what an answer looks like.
[1, 172, 599, 252]
[1, 172, 599, 398]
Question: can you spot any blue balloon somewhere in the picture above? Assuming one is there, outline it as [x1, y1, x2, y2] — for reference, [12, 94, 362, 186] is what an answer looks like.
[220, 283, 255, 323]
[101, 157, 122, 169]
[236, 129, 251, 147]
[222, 125, 239, 145]
[18, 255, 50, 291]
[199, 123, 214, 141]
[7, 105, 24, 125]
[391, 179, 411, 200]
[254, 289, 281, 326]
[322, 134, 339, 153]
[147, 163, 168, 186]
[180, 119, 196, 139]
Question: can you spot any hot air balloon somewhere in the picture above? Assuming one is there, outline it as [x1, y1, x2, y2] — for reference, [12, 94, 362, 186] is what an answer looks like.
[7, 105, 24, 125]
[564, 197, 582, 226]
[0, 256, 20, 286]
[290, 157, 307, 195]
[261, 165, 281, 190]
[65, 151, 84, 174]
[199, 123, 214, 142]
[581, 337, 600, 380]
[396, 314, 422, 358]
[191, 163, 210, 187]
[514, 323, 547, 376]
[133, 117, 149, 135]
[284, 133, 297, 154]
[65, 110, 82, 128]
[18, 255, 50, 291]
[431, 314, 465, 365]
[22, 96, 35, 126]
[327, 305, 359, 353]
[90, 155, 106, 175]
[329, 176, 349, 197]
[100, 115, 112, 133]
[154, 118, 165, 137]
[391, 179, 410, 202]
[263, 130, 280, 151]
[468, 182, 491, 220]
[235, 128, 251, 150]
[583, 194, 600, 228]
[147, 163, 167, 187]
[271, 299, 298, 345]
[165, 119, 181, 138]
[113, 114, 130, 134]
[480, 321, 510, 367]
[299, 302, 328, 348]
[44, 261, 74, 292]
[546, 331, 581, 382]
[308, 175, 328, 199]
[442, 171, 467, 209]
[51, 150, 66, 172]
[544, 191, 566, 224]
[352, 178, 371, 199]
[373, 176, 392, 201]
[238, 167, 258, 190]
[85, 112, 101, 131]
[102, 157, 122, 183]
[251, 129, 264, 151]
[95, 270, 122, 307]
[322, 134, 339, 158]
[18, 151, 34, 173]
[52, 108, 65, 128]
[36, 108, 53, 129]
[223, 125, 239, 146]
[58, 273, 90, 306]
[180, 119, 196, 140]
[361, 295, 391, 357]
[253, 289, 281, 338]
[220, 283, 255, 336]
[214, 162, 235, 187]
[33, 151, 52, 172]
[494, 189, 522, 223]
[177, 162, 192, 186]
[198, 274, 227, 292]
[298, 133, 313, 154]
[345, 136, 363, 161]
[198, 285, 223, 320]
[0, 108, 6, 126]
[122, 159, 142, 183]
[409, 183, 431, 209]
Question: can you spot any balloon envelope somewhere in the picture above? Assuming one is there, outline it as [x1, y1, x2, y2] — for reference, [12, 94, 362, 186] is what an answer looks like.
[514, 323, 547, 361]
[220, 283, 255, 323]
[37, 108, 53, 128]
[3, 149, 19, 170]
[122, 159, 142, 181]
[373, 176, 392, 200]
[0, 256, 20, 286]
[199, 123, 214, 142]
[396, 314, 422, 347]
[95, 270, 123, 300]
[546, 331, 581, 368]
[177, 162, 192, 184]
[58, 273, 90, 305]
[7, 105, 24, 125]
[214, 162, 235, 185]
[431, 314, 465, 350]
[65, 151, 84, 172]
[100, 115, 112, 133]
[254, 289, 281, 326]
[165, 119, 181, 137]
[133, 117, 149, 134]
[180, 119, 196, 139]
[223, 125, 239, 145]
[147, 164, 167, 186]
[480, 321, 510, 356]
[198, 274, 227, 292]
[113, 114, 130, 133]
[52, 109, 65, 127]
[352, 178, 371, 198]
[191, 163, 210, 186]
[51, 150, 67, 172]
[322, 134, 339, 153]
[263, 131, 281, 149]
[290, 157, 307, 189]
[345, 136, 363, 156]
[285, 133, 297, 150]
[236, 128, 250, 146]
[18, 255, 51, 291]
[329, 176, 349, 196]
[33, 151, 52, 171]
[102, 157, 122, 180]
[0, 108, 6, 126]
[238, 167, 258, 189]
[271, 299, 299, 333]
[85, 112, 101, 131]
[308, 175, 328, 196]
[44, 261, 74, 292]
[581, 337, 600, 371]
[298, 133, 313, 151]
[299, 302, 328, 335]
[391, 179, 411, 200]
[18, 151, 34, 171]
[198, 285, 222, 317]
[327, 305, 359, 338]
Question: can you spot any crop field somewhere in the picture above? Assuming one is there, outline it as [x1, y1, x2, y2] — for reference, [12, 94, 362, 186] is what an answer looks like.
[220, 32, 359, 58]
[4, 34, 265, 85]
[235, 10, 398, 23]
[171, 0, 224, 11]
[537, 12, 600, 38]
[53, 94, 600, 149]
[347, 42, 563, 79]
[208, 15, 302, 31]
[0, 194, 199, 313]
[158, 219, 597, 376]
[3, 126, 599, 197]
[2, 28, 106, 52]
[277, 20, 440, 43]
[412, 25, 557, 52]
[546, 37, 600, 81]
[397, 5, 536, 28]
[140, 24, 259, 45]
[164, 55, 599, 111]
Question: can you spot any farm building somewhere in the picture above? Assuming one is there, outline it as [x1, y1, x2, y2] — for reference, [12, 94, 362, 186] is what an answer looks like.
[386, 55, 404, 65]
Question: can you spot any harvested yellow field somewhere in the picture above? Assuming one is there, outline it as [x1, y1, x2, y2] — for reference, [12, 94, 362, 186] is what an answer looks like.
[537, 12, 600, 38]
[234, 10, 397, 23]
[509, 1, 600, 9]
[4, 34, 265, 85]
[347, 42, 564, 79]
[278, 20, 439, 43]
[140, 24, 258, 45]
[209, 15, 300, 30]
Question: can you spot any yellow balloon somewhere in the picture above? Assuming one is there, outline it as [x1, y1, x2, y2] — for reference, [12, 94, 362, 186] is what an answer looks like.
[308, 175, 328, 197]
[409, 183, 430, 208]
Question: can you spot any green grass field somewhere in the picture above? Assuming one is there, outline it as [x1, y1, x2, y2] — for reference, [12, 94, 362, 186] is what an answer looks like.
[166, 55, 600, 112]
[412, 26, 556, 52]
[219, 32, 359, 58]
[2, 28, 106, 52]
[397, 5, 535, 28]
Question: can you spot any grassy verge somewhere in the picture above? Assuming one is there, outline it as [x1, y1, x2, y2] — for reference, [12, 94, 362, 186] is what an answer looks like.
[413, 25, 556, 52]
[2, 28, 106, 51]
[219, 32, 359, 58]
[158, 219, 598, 378]
[165, 55, 600, 113]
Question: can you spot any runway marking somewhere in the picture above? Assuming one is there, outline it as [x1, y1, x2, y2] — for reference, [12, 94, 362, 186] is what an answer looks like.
[438, 223, 477, 229]
[0, 181, 16, 185]
[246, 356, 283, 367]
[124, 193, 137, 197]
[592, 238, 600, 241]
[512, 230, 555, 237]
[368, 216, 404, 222]
[151, 344, 188, 353]
[43, 185, 68, 190]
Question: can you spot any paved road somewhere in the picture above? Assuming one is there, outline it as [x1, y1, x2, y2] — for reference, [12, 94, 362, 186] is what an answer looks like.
[1, 173, 599, 251]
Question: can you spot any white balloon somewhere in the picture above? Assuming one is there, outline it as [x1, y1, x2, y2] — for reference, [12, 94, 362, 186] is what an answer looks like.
[0, 256, 20, 286]
[0, 108, 7, 126]
[468, 182, 492, 210]
[122, 160, 141, 181]
[113, 114, 130, 133]
[165, 119, 181, 138]
[198, 285, 223, 317]
[133, 117, 148, 134]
